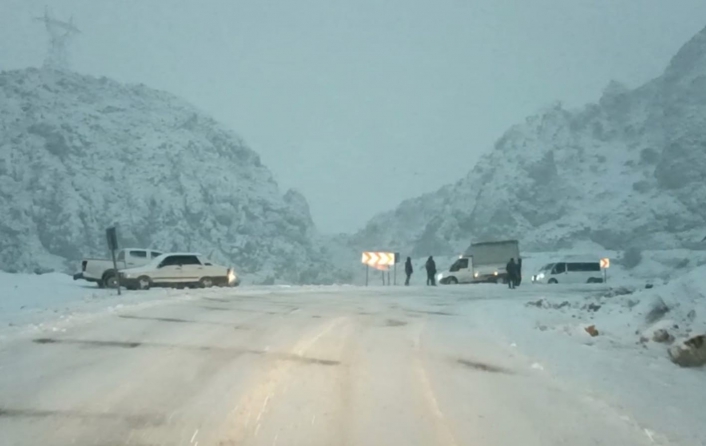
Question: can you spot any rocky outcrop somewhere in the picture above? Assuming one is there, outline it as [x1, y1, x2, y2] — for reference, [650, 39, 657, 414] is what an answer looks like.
[354, 25, 706, 256]
[0, 68, 347, 284]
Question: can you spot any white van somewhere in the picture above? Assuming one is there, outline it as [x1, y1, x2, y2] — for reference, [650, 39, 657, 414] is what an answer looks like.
[532, 260, 603, 284]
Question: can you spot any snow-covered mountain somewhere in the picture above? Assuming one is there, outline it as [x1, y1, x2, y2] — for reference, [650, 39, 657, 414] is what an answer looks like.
[0, 68, 350, 284]
[353, 25, 706, 257]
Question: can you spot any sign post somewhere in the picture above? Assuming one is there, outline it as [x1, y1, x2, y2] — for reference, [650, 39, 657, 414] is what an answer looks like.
[106, 227, 121, 295]
[600, 258, 610, 284]
[362, 252, 397, 286]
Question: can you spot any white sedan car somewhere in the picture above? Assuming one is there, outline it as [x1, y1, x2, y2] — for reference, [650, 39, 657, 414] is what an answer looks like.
[118, 253, 238, 290]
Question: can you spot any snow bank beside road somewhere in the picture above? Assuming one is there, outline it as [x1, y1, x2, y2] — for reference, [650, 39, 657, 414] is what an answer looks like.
[632, 264, 706, 340]
[0, 272, 194, 341]
[521, 264, 706, 353]
[463, 275, 706, 445]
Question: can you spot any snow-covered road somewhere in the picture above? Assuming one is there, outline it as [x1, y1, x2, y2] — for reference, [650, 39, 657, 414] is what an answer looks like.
[0, 284, 702, 446]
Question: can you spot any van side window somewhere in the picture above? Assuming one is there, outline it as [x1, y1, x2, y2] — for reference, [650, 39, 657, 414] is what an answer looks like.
[553, 263, 566, 274]
[568, 263, 601, 272]
[130, 250, 147, 258]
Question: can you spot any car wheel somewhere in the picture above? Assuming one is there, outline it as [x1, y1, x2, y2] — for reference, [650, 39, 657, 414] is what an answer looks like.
[548, 279, 558, 284]
[103, 273, 119, 289]
[447, 277, 458, 285]
[200, 277, 214, 288]
[137, 276, 151, 291]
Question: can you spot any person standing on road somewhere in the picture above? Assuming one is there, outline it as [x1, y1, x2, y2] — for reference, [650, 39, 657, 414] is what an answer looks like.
[506, 258, 517, 289]
[405, 257, 413, 286]
[425, 256, 437, 286]
[516, 257, 523, 287]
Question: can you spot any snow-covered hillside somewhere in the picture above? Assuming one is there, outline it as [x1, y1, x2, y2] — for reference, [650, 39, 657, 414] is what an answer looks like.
[0, 68, 350, 284]
[354, 25, 706, 258]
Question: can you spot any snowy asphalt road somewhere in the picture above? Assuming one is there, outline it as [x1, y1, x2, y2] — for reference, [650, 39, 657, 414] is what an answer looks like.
[0, 286, 658, 446]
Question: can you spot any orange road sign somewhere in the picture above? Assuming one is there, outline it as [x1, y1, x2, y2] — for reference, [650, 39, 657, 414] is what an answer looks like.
[362, 252, 395, 267]
[600, 258, 610, 269]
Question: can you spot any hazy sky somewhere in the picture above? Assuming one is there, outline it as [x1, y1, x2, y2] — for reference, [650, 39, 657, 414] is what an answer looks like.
[2, 1, 706, 233]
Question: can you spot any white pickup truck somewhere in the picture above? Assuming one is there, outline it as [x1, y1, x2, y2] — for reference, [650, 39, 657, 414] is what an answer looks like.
[73, 248, 163, 288]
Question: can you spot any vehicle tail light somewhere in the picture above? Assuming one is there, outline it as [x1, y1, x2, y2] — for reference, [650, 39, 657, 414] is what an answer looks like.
[82, 260, 87, 271]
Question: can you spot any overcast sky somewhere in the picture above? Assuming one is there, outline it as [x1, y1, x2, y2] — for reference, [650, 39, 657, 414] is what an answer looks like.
[2, 1, 706, 233]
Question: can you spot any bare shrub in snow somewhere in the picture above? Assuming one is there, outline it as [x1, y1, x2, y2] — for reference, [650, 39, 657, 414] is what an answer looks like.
[603, 286, 634, 298]
[640, 148, 660, 165]
[652, 329, 675, 344]
[632, 181, 651, 193]
[621, 248, 643, 270]
[645, 297, 670, 324]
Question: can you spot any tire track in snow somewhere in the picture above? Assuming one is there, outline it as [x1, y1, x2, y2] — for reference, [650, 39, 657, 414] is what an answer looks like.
[217, 317, 346, 444]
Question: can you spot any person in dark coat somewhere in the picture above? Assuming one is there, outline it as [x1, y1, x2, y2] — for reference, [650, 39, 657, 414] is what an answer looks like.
[405, 257, 413, 286]
[516, 257, 523, 287]
[425, 256, 437, 286]
[506, 258, 517, 289]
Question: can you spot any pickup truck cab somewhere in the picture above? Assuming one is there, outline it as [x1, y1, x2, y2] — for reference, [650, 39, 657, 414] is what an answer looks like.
[74, 248, 163, 288]
[118, 253, 237, 290]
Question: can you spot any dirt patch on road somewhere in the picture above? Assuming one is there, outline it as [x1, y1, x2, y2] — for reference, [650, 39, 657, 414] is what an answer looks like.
[385, 319, 408, 327]
[119, 315, 193, 323]
[456, 358, 511, 374]
[406, 309, 455, 317]
[199, 306, 231, 311]
[271, 353, 340, 366]
[202, 297, 230, 303]
[118, 314, 242, 327]
[0, 407, 164, 427]
[32, 338, 254, 354]
[33, 338, 141, 349]
[32, 338, 338, 368]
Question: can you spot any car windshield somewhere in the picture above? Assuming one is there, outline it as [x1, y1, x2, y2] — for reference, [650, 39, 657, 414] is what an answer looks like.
[540, 263, 555, 271]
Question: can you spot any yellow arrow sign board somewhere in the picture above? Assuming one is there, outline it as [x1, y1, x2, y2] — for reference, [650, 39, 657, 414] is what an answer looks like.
[600, 258, 610, 269]
[362, 252, 395, 267]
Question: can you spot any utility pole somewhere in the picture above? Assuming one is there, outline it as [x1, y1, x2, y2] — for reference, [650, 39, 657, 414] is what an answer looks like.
[35, 7, 81, 71]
